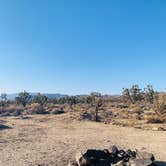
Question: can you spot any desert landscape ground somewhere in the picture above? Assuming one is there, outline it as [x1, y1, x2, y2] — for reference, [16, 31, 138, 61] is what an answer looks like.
[0, 112, 165, 166]
[0, 87, 165, 165]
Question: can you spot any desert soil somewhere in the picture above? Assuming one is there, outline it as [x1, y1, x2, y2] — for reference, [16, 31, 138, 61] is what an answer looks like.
[0, 113, 165, 166]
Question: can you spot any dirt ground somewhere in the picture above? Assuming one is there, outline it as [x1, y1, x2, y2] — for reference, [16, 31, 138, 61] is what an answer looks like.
[0, 113, 165, 166]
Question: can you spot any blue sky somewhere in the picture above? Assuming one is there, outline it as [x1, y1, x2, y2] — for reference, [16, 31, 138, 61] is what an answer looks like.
[0, 0, 166, 95]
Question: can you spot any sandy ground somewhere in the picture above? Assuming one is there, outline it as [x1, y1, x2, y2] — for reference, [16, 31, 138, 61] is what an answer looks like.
[0, 113, 165, 166]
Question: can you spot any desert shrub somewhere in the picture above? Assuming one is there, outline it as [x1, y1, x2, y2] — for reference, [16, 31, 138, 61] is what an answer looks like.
[72, 104, 82, 112]
[115, 103, 128, 109]
[153, 93, 166, 117]
[146, 116, 166, 124]
[26, 103, 46, 115]
[80, 111, 93, 121]
[50, 108, 64, 115]
[129, 104, 143, 114]
[0, 106, 23, 116]
[45, 103, 62, 112]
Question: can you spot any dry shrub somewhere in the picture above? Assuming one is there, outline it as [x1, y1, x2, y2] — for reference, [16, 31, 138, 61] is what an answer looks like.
[50, 108, 64, 115]
[146, 116, 166, 124]
[63, 104, 73, 112]
[153, 93, 166, 116]
[129, 104, 143, 114]
[112, 119, 136, 127]
[117, 110, 129, 119]
[72, 104, 83, 112]
[45, 104, 62, 113]
[26, 103, 46, 115]
[0, 105, 23, 116]
[115, 103, 128, 109]
[80, 111, 93, 121]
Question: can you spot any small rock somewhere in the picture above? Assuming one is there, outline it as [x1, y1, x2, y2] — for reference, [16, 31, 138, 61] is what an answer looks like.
[111, 145, 119, 154]
[129, 158, 153, 166]
[152, 127, 159, 131]
[0, 124, 10, 130]
[112, 160, 124, 166]
[19, 115, 29, 119]
[136, 151, 155, 163]
[134, 125, 142, 129]
[151, 127, 166, 131]
[157, 127, 166, 131]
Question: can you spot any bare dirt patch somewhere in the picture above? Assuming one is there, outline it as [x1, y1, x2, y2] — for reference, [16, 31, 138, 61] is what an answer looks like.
[0, 113, 165, 166]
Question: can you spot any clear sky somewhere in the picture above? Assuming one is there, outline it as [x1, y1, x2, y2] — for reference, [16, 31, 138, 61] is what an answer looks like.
[0, 0, 166, 95]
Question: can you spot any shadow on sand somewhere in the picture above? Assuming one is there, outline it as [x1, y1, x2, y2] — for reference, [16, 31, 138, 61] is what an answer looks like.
[156, 161, 166, 166]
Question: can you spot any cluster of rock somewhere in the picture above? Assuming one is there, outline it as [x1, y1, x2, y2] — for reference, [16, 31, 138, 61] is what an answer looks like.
[68, 146, 155, 166]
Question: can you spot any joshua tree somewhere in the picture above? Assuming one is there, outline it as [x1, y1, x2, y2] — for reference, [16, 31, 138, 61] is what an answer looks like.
[15, 91, 31, 107]
[90, 92, 103, 122]
[1, 93, 7, 101]
[122, 85, 143, 104]
[67, 96, 78, 108]
[122, 88, 134, 104]
[0, 93, 7, 107]
[130, 85, 143, 103]
[32, 93, 48, 106]
[145, 85, 155, 104]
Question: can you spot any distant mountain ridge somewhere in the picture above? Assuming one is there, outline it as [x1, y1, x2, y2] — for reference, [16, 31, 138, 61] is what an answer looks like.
[3, 93, 122, 100]
[6, 93, 67, 100]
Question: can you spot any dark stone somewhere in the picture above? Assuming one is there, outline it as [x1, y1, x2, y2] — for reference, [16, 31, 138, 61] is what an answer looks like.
[111, 146, 119, 155]
[75, 147, 155, 166]
[0, 124, 10, 130]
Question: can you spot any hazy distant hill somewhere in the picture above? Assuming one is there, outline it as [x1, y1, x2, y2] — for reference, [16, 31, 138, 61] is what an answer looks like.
[6, 93, 67, 100]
